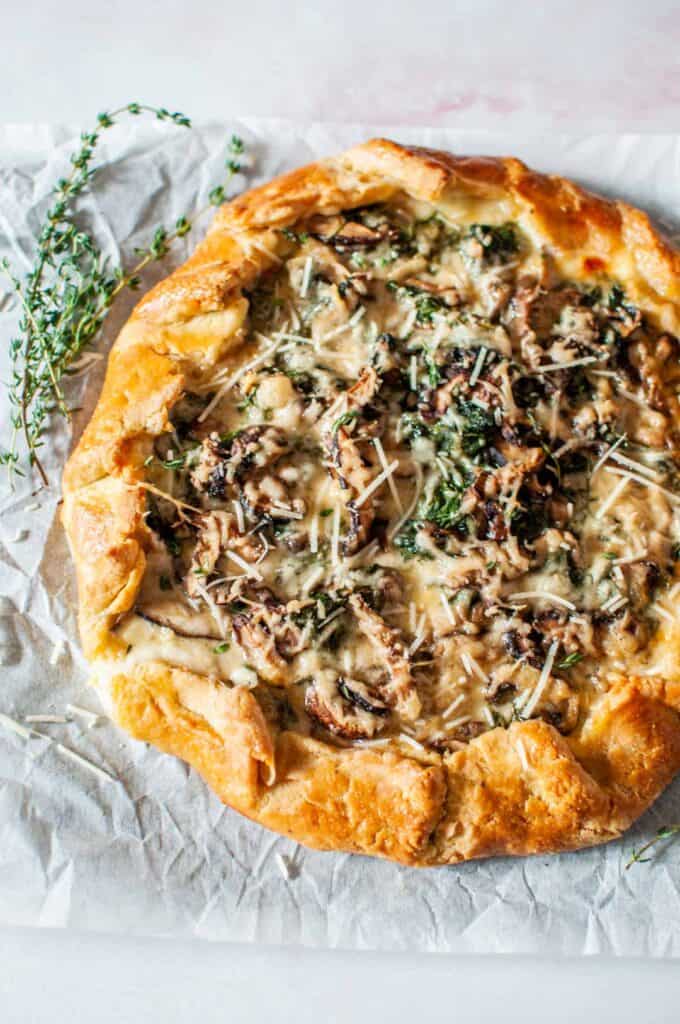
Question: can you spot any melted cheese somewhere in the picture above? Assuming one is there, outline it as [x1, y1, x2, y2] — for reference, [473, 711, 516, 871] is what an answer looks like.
[118, 199, 680, 757]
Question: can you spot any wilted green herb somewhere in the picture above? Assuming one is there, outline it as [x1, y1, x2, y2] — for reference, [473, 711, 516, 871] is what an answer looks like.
[1, 105, 247, 485]
[422, 478, 464, 529]
[332, 409, 359, 434]
[424, 353, 442, 387]
[464, 223, 518, 264]
[558, 651, 584, 670]
[160, 454, 187, 470]
[457, 400, 496, 459]
[394, 520, 431, 560]
[414, 293, 447, 325]
[280, 227, 309, 245]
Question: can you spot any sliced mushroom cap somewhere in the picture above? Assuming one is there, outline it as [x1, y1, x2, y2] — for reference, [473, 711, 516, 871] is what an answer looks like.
[305, 214, 344, 242]
[304, 670, 389, 740]
[333, 221, 384, 246]
[349, 593, 421, 720]
[230, 424, 289, 474]
[450, 720, 487, 743]
[484, 676, 518, 705]
[429, 719, 487, 753]
[136, 598, 225, 641]
[326, 427, 374, 554]
[232, 612, 288, 685]
[431, 367, 500, 417]
[346, 366, 381, 411]
[185, 511, 232, 598]
[191, 434, 230, 498]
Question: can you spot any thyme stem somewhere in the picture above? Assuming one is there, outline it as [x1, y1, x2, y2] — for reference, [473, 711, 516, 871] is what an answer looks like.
[626, 824, 680, 868]
[1, 102, 246, 486]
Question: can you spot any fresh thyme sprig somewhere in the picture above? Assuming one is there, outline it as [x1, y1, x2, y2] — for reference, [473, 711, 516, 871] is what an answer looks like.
[0, 103, 245, 486]
[626, 824, 680, 868]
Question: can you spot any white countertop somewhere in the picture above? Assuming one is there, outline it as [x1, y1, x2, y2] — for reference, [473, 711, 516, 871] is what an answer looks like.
[3, 925, 680, 1024]
[4, 1, 680, 1020]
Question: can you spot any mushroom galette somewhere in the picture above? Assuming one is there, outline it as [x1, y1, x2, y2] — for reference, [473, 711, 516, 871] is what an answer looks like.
[63, 141, 680, 865]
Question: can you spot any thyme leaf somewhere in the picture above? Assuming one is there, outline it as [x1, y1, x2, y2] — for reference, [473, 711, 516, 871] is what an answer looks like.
[626, 825, 680, 868]
[1, 107, 247, 485]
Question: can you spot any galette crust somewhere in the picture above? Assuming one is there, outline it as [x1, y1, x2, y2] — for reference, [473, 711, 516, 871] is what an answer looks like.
[62, 139, 680, 865]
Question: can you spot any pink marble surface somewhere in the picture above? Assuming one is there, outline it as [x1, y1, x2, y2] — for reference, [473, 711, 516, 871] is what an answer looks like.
[5, 0, 680, 128]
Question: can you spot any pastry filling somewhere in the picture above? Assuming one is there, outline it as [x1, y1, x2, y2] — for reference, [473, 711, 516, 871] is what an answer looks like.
[118, 199, 680, 758]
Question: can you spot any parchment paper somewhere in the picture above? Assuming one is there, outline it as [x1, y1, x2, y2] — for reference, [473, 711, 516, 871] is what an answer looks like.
[1, 120, 680, 955]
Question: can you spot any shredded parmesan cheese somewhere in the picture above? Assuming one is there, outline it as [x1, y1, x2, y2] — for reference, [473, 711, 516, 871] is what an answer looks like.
[373, 438, 403, 512]
[388, 462, 424, 541]
[468, 346, 487, 386]
[591, 433, 627, 479]
[595, 475, 629, 519]
[49, 639, 64, 666]
[232, 500, 245, 533]
[439, 591, 455, 625]
[25, 714, 69, 724]
[516, 738, 530, 772]
[609, 451, 664, 481]
[309, 515, 319, 554]
[508, 591, 577, 612]
[604, 466, 680, 506]
[534, 355, 599, 373]
[444, 714, 472, 731]
[321, 305, 365, 342]
[442, 694, 467, 719]
[400, 306, 418, 340]
[651, 603, 675, 624]
[0, 712, 34, 741]
[275, 852, 292, 879]
[522, 640, 559, 720]
[482, 706, 495, 727]
[464, 653, 489, 683]
[354, 459, 399, 509]
[55, 743, 116, 784]
[399, 734, 428, 754]
[330, 506, 341, 566]
[225, 550, 264, 580]
[66, 703, 100, 727]
[198, 338, 283, 422]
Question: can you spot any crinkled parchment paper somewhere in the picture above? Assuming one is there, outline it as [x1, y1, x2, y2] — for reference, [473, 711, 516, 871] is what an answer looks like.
[1, 121, 680, 955]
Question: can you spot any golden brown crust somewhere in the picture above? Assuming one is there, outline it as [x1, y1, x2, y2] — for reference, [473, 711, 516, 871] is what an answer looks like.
[110, 661, 445, 864]
[63, 139, 680, 865]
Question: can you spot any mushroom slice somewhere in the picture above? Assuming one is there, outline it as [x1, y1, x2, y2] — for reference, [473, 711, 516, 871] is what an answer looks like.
[323, 368, 384, 554]
[333, 430, 374, 554]
[531, 680, 580, 735]
[305, 214, 344, 242]
[185, 511, 232, 599]
[349, 594, 421, 720]
[431, 367, 500, 416]
[304, 670, 389, 740]
[346, 366, 380, 410]
[331, 221, 385, 248]
[229, 424, 289, 475]
[136, 598, 225, 641]
[191, 433, 230, 498]
[232, 612, 288, 685]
